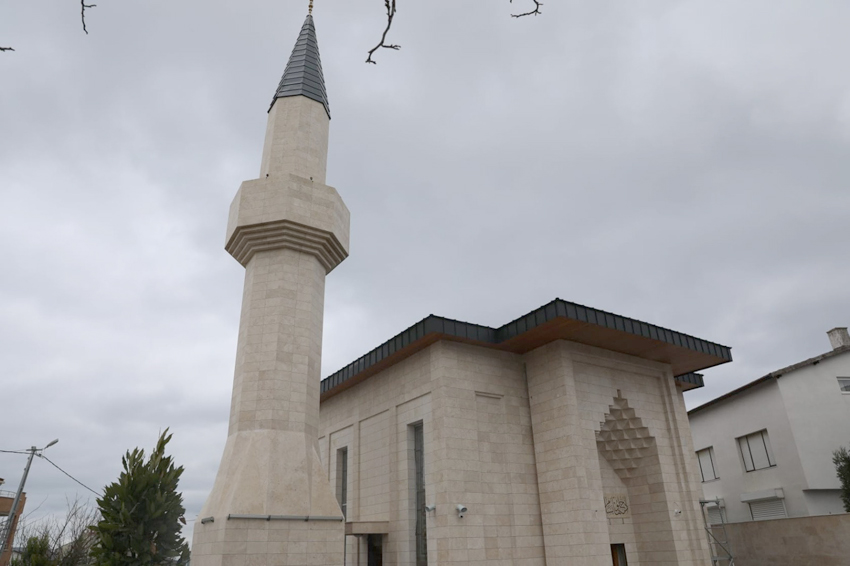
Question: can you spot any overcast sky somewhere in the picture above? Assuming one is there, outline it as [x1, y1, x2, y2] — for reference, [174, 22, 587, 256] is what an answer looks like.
[1, 0, 848, 542]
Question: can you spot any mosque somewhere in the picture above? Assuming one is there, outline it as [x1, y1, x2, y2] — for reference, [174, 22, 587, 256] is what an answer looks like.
[190, 13, 731, 566]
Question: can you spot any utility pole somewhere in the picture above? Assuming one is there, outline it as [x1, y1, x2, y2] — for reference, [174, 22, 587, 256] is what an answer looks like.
[0, 439, 58, 566]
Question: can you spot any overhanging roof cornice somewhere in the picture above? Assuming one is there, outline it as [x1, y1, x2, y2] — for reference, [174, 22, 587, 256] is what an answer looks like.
[321, 298, 729, 400]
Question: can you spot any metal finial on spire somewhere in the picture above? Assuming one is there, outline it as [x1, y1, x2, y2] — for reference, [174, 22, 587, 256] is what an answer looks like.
[308, 0, 313, 15]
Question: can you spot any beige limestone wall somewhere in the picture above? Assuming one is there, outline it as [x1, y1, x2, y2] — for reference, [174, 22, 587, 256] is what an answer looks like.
[193, 248, 344, 566]
[319, 346, 437, 566]
[261, 96, 330, 184]
[722, 513, 850, 566]
[319, 338, 711, 566]
[428, 341, 546, 566]
[598, 451, 639, 565]
[525, 340, 711, 566]
[192, 519, 344, 566]
[524, 341, 612, 566]
[319, 341, 546, 566]
[199, 248, 338, 518]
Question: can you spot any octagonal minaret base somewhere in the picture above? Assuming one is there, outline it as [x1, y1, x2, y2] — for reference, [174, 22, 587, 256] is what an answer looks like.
[192, 14, 347, 566]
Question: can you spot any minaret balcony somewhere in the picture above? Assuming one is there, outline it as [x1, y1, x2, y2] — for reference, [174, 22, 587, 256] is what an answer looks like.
[225, 172, 350, 273]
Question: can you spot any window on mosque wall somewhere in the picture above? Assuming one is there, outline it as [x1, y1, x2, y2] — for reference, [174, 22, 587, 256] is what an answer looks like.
[737, 430, 776, 472]
[838, 377, 850, 393]
[336, 447, 348, 519]
[696, 447, 718, 482]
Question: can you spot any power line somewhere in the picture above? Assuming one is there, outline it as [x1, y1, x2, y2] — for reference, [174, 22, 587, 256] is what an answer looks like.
[38, 455, 101, 497]
[0, 449, 31, 454]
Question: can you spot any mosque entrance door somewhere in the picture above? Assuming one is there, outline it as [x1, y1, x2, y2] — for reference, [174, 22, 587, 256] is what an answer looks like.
[367, 534, 382, 566]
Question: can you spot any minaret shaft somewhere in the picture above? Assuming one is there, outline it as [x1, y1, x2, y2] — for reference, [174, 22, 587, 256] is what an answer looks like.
[191, 14, 347, 566]
[260, 97, 329, 185]
[229, 247, 325, 441]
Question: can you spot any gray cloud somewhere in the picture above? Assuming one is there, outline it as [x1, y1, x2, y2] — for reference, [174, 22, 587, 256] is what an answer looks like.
[1, 0, 848, 540]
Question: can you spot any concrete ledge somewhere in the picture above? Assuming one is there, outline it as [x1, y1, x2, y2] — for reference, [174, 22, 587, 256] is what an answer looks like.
[345, 521, 390, 536]
[226, 219, 347, 272]
[740, 488, 784, 503]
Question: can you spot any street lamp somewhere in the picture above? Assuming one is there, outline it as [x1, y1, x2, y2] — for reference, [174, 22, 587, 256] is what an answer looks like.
[0, 439, 60, 564]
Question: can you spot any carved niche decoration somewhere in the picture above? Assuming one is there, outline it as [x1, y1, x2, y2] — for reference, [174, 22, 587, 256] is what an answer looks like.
[604, 494, 631, 518]
[595, 393, 657, 479]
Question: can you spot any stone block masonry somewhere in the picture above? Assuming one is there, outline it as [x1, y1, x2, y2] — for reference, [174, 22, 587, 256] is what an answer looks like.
[192, 14, 348, 566]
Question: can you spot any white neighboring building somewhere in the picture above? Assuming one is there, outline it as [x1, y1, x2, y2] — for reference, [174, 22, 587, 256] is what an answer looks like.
[688, 327, 850, 524]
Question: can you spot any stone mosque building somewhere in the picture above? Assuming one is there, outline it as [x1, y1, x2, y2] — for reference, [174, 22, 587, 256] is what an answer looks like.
[191, 13, 733, 566]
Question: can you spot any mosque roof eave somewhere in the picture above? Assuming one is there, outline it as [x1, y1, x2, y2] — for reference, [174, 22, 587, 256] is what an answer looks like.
[320, 298, 731, 401]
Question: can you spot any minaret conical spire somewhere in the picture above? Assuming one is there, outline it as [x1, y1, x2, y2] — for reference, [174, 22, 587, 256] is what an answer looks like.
[271, 14, 330, 118]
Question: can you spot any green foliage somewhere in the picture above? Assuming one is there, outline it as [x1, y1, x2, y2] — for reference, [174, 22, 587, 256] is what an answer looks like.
[10, 499, 96, 566]
[11, 534, 54, 566]
[834, 445, 850, 513]
[89, 430, 189, 566]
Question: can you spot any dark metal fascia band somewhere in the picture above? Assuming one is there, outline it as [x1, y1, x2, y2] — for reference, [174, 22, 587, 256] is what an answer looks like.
[321, 298, 731, 395]
[227, 514, 344, 522]
[674, 372, 704, 388]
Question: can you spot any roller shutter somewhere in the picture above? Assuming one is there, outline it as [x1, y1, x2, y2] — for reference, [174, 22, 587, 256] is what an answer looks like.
[706, 507, 724, 525]
[749, 498, 786, 520]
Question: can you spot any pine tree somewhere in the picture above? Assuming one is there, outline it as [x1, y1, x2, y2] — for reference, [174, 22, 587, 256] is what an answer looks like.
[833, 445, 850, 513]
[90, 430, 189, 566]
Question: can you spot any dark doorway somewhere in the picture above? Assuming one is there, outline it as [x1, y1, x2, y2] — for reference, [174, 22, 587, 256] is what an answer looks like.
[611, 543, 628, 566]
[367, 534, 383, 566]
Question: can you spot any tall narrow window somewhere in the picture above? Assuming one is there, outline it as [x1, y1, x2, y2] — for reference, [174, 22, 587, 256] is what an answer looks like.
[696, 447, 718, 482]
[737, 430, 776, 472]
[611, 544, 628, 566]
[336, 447, 348, 518]
[412, 423, 427, 566]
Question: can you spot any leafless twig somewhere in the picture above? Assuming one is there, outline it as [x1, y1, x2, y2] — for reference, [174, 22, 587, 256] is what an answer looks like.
[0, 46, 14, 52]
[510, 0, 542, 18]
[366, 0, 400, 64]
[81, 0, 96, 34]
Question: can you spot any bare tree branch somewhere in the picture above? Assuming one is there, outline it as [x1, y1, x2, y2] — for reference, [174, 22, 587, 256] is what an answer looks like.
[366, 0, 400, 65]
[13, 496, 98, 566]
[510, 0, 542, 18]
[0, 46, 14, 52]
[81, 0, 96, 34]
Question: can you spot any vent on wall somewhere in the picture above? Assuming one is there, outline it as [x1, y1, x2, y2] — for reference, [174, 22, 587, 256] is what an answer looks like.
[749, 498, 786, 521]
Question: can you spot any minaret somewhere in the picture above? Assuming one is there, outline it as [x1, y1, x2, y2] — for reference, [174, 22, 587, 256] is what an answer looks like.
[191, 14, 348, 566]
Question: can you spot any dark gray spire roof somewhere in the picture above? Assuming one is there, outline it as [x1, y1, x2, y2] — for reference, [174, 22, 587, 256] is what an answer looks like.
[270, 15, 330, 119]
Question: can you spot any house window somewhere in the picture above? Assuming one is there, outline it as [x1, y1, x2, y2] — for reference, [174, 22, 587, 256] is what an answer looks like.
[838, 378, 850, 393]
[336, 447, 348, 518]
[749, 498, 786, 521]
[696, 447, 719, 482]
[737, 430, 776, 472]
